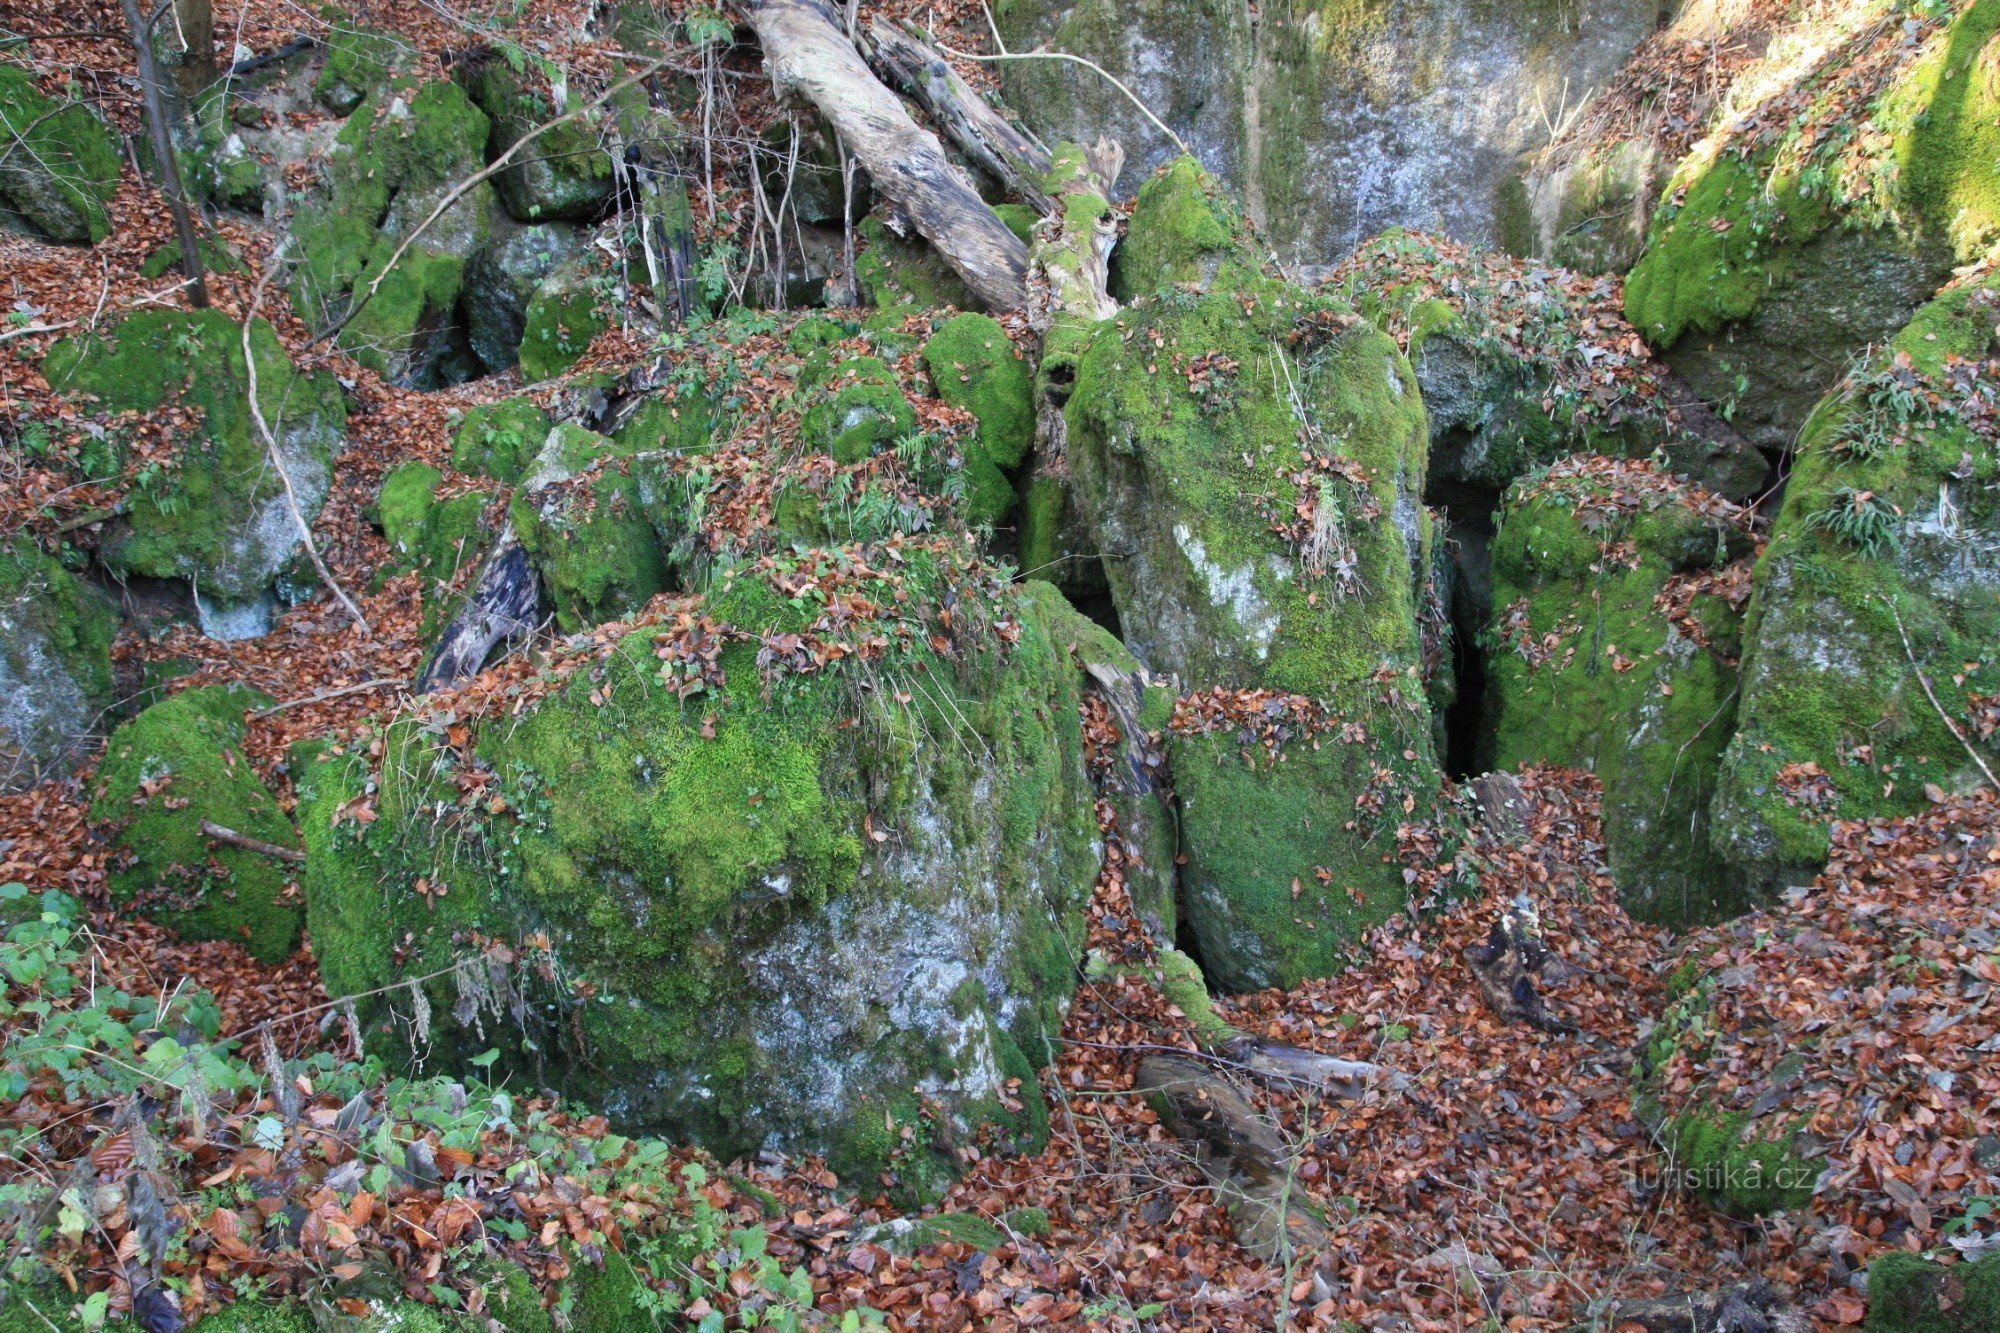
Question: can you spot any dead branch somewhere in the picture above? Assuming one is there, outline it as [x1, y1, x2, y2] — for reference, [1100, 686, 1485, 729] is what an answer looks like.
[250, 679, 400, 718]
[241, 251, 371, 634]
[737, 0, 1029, 310]
[863, 19, 1054, 214]
[118, 0, 207, 307]
[198, 819, 305, 865]
[414, 535, 540, 694]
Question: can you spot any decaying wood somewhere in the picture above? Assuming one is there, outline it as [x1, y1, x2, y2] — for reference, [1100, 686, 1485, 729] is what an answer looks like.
[199, 820, 306, 865]
[1609, 1279, 1814, 1333]
[863, 19, 1055, 215]
[736, 0, 1029, 310]
[1134, 1055, 1338, 1299]
[414, 535, 540, 694]
[1465, 897, 1575, 1034]
[1024, 142, 1121, 331]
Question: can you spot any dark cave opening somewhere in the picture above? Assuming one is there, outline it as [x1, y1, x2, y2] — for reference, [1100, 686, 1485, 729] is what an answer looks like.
[1428, 470, 1502, 780]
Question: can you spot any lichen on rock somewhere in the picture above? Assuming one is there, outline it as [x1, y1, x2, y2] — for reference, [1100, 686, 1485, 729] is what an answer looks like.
[923, 313, 1033, 526]
[0, 541, 118, 794]
[0, 63, 121, 244]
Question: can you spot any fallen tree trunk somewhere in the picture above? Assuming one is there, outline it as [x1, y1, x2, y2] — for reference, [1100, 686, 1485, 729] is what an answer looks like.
[1135, 1055, 1338, 1299]
[863, 19, 1055, 215]
[736, 0, 1030, 310]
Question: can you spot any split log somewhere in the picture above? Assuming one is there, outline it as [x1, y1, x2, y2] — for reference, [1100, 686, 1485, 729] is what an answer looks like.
[737, 0, 1030, 310]
[1134, 1055, 1338, 1299]
[1609, 1279, 1813, 1333]
[1465, 896, 1575, 1034]
[863, 19, 1054, 215]
[414, 535, 540, 694]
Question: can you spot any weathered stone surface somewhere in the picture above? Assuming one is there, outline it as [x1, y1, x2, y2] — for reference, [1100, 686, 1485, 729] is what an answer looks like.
[0, 63, 121, 244]
[460, 58, 616, 224]
[0, 542, 118, 794]
[460, 216, 591, 373]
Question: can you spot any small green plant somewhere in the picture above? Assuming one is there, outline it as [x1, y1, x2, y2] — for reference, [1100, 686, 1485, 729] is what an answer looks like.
[1804, 486, 1900, 557]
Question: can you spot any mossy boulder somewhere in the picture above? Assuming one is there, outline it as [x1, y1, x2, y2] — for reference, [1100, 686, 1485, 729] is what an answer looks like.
[799, 355, 916, 464]
[1516, 137, 1661, 274]
[1484, 460, 1753, 924]
[461, 218, 591, 373]
[375, 462, 492, 633]
[459, 57, 615, 223]
[0, 541, 118, 794]
[297, 567, 1103, 1198]
[509, 423, 668, 632]
[857, 213, 975, 311]
[1624, 0, 2000, 453]
[314, 25, 413, 115]
[517, 257, 605, 381]
[1065, 286, 1444, 989]
[450, 397, 553, 483]
[1710, 272, 2000, 895]
[1865, 1250, 2000, 1332]
[91, 685, 303, 962]
[1111, 155, 1266, 300]
[923, 313, 1033, 526]
[292, 77, 497, 387]
[0, 64, 121, 244]
[43, 309, 347, 616]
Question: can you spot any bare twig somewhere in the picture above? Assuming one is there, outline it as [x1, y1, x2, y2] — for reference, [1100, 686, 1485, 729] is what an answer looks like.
[242, 247, 372, 634]
[0, 320, 76, 344]
[251, 678, 400, 718]
[1885, 595, 1998, 791]
[198, 819, 306, 864]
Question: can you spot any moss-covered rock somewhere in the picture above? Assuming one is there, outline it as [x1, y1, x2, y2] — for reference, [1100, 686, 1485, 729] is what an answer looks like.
[461, 218, 591, 373]
[292, 77, 497, 387]
[1112, 155, 1267, 300]
[1623, 0, 2000, 452]
[450, 397, 554, 483]
[1710, 272, 2000, 895]
[0, 64, 121, 244]
[517, 257, 605, 381]
[1065, 284, 1444, 989]
[0, 541, 118, 794]
[375, 461, 492, 634]
[1866, 1250, 2000, 1332]
[91, 685, 303, 962]
[509, 423, 669, 632]
[923, 313, 1033, 526]
[297, 566, 1102, 1199]
[799, 355, 916, 464]
[1484, 459, 1753, 924]
[857, 213, 975, 311]
[314, 25, 414, 115]
[459, 56, 615, 223]
[43, 309, 347, 615]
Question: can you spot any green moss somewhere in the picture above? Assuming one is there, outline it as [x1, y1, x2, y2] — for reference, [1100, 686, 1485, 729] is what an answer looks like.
[518, 262, 604, 381]
[611, 388, 727, 458]
[1064, 287, 1443, 987]
[1112, 155, 1266, 300]
[43, 309, 347, 603]
[510, 425, 668, 631]
[459, 58, 614, 223]
[1626, 0, 2000, 344]
[1017, 473, 1069, 581]
[0, 64, 121, 244]
[1002, 1206, 1051, 1237]
[91, 685, 303, 962]
[856, 214, 975, 310]
[993, 202, 1038, 244]
[314, 25, 412, 114]
[376, 462, 490, 632]
[292, 78, 495, 384]
[924, 313, 1034, 525]
[1662, 1104, 1817, 1216]
[1712, 272, 2000, 891]
[799, 357, 915, 464]
[0, 539, 118, 788]
[451, 398, 552, 483]
[877, 1211, 1011, 1253]
[1485, 469, 1749, 924]
[1866, 1250, 2000, 1332]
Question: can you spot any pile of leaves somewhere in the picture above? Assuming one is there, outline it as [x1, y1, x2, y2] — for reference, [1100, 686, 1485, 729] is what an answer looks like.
[1646, 789, 2000, 1318]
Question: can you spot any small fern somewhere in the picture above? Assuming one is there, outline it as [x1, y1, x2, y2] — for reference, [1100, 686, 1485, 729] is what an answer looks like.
[1805, 486, 1900, 557]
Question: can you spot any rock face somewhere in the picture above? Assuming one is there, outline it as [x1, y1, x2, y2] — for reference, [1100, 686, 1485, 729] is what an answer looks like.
[0, 64, 122, 244]
[43, 310, 347, 624]
[1483, 459, 1753, 924]
[1622, 0, 2000, 454]
[92, 685, 305, 963]
[298, 562, 1101, 1200]
[508, 424, 671, 632]
[922, 313, 1034, 527]
[0, 542, 118, 794]
[1710, 272, 2000, 895]
[1064, 273, 1445, 990]
[459, 58, 615, 223]
[995, 0, 1659, 259]
[460, 218, 591, 374]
